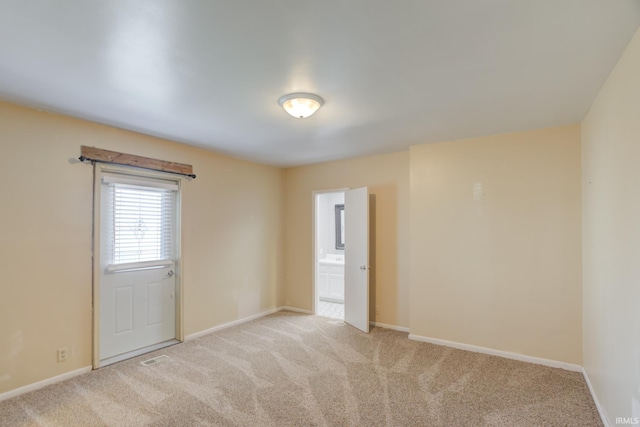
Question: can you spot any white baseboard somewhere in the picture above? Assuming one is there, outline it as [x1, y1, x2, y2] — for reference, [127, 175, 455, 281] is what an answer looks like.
[185, 307, 281, 341]
[582, 367, 610, 427]
[370, 321, 410, 333]
[185, 306, 317, 341]
[408, 334, 582, 372]
[279, 306, 313, 315]
[0, 366, 92, 402]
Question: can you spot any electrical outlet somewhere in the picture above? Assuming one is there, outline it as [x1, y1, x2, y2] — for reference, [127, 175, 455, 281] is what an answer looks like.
[57, 347, 68, 362]
[375, 306, 380, 314]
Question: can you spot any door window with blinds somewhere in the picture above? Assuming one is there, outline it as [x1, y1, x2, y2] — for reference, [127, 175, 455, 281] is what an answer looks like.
[102, 173, 178, 272]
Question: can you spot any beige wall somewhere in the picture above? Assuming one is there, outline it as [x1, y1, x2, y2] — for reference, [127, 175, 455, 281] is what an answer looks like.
[582, 27, 640, 423]
[409, 125, 582, 364]
[0, 101, 284, 394]
[284, 151, 410, 327]
[5, 31, 636, 404]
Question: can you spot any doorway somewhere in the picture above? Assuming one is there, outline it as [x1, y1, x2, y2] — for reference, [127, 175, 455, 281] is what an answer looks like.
[315, 191, 346, 320]
[314, 187, 370, 332]
[93, 165, 182, 367]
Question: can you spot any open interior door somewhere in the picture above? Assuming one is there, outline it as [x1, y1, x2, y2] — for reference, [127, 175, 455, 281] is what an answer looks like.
[344, 187, 370, 333]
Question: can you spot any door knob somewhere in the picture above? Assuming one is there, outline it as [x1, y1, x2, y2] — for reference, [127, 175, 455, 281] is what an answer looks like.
[360, 265, 367, 271]
[163, 270, 174, 279]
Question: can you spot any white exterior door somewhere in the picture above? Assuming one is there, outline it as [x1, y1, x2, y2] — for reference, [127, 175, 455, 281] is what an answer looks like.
[344, 187, 370, 333]
[98, 171, 179, 365]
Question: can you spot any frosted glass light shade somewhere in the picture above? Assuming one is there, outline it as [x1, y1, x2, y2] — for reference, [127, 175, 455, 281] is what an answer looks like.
[278, 93, 324, 118]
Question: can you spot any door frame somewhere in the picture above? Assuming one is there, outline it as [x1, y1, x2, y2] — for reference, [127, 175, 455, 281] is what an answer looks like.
[92, 163, 184, 369]
[312, 188, 348, 315]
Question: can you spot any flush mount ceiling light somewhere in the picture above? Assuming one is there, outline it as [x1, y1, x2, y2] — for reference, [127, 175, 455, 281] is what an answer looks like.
[278, 92, 324, 118]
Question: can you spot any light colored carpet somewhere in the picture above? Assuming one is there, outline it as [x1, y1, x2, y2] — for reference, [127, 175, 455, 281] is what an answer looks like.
[0, 312, 601, 426]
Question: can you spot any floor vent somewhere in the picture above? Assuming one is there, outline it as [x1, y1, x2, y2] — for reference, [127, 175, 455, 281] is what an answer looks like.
[141, 355, 170, 366]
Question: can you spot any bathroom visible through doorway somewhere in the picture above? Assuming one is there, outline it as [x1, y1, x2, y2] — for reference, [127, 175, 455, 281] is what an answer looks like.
[315, 191, 345, 320]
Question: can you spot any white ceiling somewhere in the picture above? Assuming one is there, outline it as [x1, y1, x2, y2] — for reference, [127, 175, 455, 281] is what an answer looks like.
[0, 1, 639, 167]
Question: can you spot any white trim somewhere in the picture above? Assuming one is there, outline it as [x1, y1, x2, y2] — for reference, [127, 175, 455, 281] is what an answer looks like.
[370, 321, 410, 333]
[93, 163, 185, 367]
[582, 367, 610, 427]
[408, 334, 582, 372]
[185, 307, 281, 341]
[185, 306, 315, 341]
[0, 366, 92, 402]
[279, 306, 314, 315]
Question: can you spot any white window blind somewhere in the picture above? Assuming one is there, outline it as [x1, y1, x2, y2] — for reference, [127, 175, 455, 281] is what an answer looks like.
[103, 178, 176, 268]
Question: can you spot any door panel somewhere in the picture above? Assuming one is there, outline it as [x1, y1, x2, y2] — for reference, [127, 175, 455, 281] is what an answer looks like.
[344, 187, 370, 333]
[114, 287, 133, 334]
[147, 281, 166, 326]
